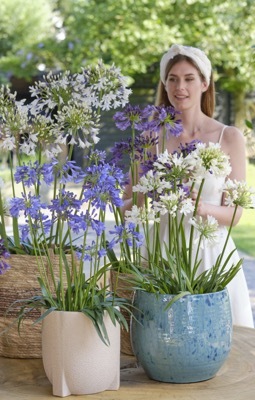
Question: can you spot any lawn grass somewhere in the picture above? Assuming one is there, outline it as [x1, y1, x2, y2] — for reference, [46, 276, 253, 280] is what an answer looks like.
[232, 161, 255, 257]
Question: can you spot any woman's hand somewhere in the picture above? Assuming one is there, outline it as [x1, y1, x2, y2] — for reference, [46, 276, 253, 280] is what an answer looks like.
[190, 189, 206, 217]
[190, 188, 242, 226]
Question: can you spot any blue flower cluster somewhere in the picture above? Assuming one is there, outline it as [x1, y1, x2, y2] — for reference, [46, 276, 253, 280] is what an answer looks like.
[9, 153, 142, 263]
[0, 239, 10, 275]
[113, 104, 182, 137]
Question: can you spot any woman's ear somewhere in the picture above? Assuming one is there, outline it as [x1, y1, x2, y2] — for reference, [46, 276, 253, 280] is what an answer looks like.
[201, 81, 208, 92]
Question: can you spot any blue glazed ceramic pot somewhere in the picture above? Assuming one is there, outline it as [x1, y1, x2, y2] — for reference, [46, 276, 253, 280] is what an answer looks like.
[131, 289, 232, 383]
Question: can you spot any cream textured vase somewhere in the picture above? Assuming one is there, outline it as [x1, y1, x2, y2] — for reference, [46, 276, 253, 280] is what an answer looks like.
[42, 310, 120, 397]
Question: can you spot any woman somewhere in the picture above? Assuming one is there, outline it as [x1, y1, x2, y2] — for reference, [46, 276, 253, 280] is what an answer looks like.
[122, 44, 254, 328]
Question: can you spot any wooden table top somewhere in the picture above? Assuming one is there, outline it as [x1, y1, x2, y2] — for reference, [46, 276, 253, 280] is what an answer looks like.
[0, 326, 254, 400]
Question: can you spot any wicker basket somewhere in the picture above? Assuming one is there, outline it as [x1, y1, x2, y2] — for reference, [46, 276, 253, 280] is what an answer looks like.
[0, 253, 68, 358]
[110, 270, 135, 356]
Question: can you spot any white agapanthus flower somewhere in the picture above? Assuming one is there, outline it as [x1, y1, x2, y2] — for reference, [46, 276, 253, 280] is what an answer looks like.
[223, 179, 255, 208]
[0, 61, 131, 159]
[186, 142, 232, 180]
[154, 150, 186, 171]
[68, 137, 77, 145]
[55, 135, 67, 145]
[125, 205, 158, 225]
[29, 70, 75, 115]
[154, 150, 191, 182]
[153, 193, 179, 217]
[0, 136, 16, 151]
[179, 197, 194, 216]
[171, 152, 185, 167]
[124, 205, 141, 224]
[154, 150, 172, 169]
[189, 215, 219, 246]
[43, 145, 64, 159]
[0, 97, 30, 152]
[80, 61, 131, 110]
[133, 170, 167, 195]
[19, 140, 37, 156]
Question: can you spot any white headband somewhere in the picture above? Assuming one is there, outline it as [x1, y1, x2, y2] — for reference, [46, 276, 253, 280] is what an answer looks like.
[160, 44, 212, 85]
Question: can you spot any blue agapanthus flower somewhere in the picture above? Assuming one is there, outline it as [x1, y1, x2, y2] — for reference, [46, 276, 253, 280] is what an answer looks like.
[59, 159, 86, 184]
[14, 160, 57, 187]
[108, 222, 144, 249]
[109, 139, 133, 167]
[87, 149, 107, 164]
[9, 192, 46, 219]
[67, 212, 88, 235]
[19, 214, 53, 241]
[177, 140, 201, 157]
[147, 105, 182, 137]
[113, 104, 153, 131]
[48, 190, 84, 217]
[91, 219, 106, 236]
[76, 241, 107, 262]
[14, 162, 40, 187]
[41, 160, 58, 185]
[0, 239, 10, 275]
[83, 163, 125, 210]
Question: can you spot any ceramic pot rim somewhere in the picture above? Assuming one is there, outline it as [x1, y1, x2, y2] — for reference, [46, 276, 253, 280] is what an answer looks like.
[136, 288, 228, 299]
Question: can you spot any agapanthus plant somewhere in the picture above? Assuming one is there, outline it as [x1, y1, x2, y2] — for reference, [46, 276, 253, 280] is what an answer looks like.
[107, 104, 182, 272]
[0, 61, 136, 343]
[7, 154, 143, 343]
[122, 140, 255, 303]
[0, 60, 131, 254]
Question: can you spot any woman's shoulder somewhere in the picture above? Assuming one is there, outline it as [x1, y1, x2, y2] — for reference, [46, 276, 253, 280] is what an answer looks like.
[219, 125, 246, 159]
[221, 125, 245, 143]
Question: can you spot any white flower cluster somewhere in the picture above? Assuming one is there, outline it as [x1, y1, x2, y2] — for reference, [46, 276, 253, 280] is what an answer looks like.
[0, 61, 131, 159]
[125, 205, 160, 225]
[133, 170, 170, 195]
[130, 142, 232, 220]
[224, 179, 255, 208]
[185, 142, 232, 181]
[153, 191, 194, 217]
[124, 142, 234, 254]
[81, 61, 132, 110]
[189, 215, 219, 247]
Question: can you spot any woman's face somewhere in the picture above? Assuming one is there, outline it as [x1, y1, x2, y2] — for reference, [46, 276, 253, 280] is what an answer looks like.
[164, 60, 208, 112]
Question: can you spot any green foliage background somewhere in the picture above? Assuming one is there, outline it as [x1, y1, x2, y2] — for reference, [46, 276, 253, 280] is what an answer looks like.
[232, 162, 255, 257]
[1, 0, 255, 94]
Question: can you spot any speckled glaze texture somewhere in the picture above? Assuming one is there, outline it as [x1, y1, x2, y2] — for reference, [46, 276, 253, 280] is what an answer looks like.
[131, 289, 232, 383]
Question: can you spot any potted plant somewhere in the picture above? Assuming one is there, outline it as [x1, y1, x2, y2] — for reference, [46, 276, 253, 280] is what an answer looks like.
[0, 61, 138, 396]
[109, 105, 255, 382]
[107, 104, 183, 354]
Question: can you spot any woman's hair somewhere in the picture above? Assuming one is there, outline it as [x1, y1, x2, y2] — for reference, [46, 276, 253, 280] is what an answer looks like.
[155, 54, 215, 117]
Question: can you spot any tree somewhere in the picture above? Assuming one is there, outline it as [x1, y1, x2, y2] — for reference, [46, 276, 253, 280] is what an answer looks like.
[55, 0, 255, 127]
[55, 1, 255, 89]
[0, 0, 59, 83]
[1, 0, 255, 126]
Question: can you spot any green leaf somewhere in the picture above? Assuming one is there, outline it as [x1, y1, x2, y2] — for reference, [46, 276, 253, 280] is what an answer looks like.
[245, 120, 254, 129]
[164, 291, 191, 310]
